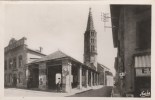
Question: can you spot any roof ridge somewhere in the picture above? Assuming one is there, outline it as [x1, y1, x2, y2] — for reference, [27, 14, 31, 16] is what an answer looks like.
[97, 62, 110, 70]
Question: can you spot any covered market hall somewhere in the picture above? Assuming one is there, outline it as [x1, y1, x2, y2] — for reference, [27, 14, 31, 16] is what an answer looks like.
[26, 50, 100, 92]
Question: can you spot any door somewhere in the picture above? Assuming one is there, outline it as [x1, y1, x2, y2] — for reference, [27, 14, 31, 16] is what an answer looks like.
[13, 74, 17, 87]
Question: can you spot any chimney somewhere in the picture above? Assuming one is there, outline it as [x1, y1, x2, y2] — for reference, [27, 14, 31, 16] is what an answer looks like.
[39, 47, 43, 53]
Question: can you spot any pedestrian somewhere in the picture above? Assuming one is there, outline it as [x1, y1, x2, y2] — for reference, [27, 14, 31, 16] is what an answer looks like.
[56, 78, 61, 92]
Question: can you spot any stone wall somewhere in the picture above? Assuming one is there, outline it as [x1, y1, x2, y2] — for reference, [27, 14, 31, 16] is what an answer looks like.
[4, 44, 27, 88]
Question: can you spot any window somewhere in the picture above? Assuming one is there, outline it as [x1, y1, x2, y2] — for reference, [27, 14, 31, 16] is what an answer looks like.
[18, 72, 22, 83]
[5, 60, 7, 70]
[8, 74, 12, 83]
[91, 38, 95, 43]
[91, 32, 94, 36]
[91, 45, 95, 52]
[13, 57, 16, 69]
[136, 18, 151, 50]
[91, 38, 93, 43]
[93, 46, 94, 51]
[5, 74, 7, 83]
[18, 55, 23, 67]
[9, 58, 12, 69]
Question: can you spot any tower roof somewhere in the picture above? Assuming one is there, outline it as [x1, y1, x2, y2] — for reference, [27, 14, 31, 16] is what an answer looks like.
[86, 8, 95, 31]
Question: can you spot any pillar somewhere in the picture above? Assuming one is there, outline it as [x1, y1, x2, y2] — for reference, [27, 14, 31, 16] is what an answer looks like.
[38, 62, 47, 90]
[78, 66, 82, 89]
[25, 66, 30, 88]
[96, 74, 99, 85]
[93, 73, 94, 86]
[104, 70, 106, 86]
[93, 73, 95, 86]
[25, 65, 33, 88]
[91, 71, 93, 87]
[94, 73, 96, 85]
[96, 73, 97, 85]
[62, 60, 72, 93]
[86, 69, 88, 87]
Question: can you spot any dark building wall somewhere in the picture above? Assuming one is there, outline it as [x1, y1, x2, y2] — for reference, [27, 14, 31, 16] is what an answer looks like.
[123, 6, 137, 93]
[111, 5, 151, 96]
[4, 43, 27, 87]
[123, 6, 151, 93]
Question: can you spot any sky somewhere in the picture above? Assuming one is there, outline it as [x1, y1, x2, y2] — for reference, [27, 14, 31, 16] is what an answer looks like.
[4, 2, 117, 74]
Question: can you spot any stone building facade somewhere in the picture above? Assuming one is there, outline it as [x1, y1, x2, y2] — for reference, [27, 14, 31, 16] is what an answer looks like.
[110, 5, 151, 97]
[4, 37, 46, 88]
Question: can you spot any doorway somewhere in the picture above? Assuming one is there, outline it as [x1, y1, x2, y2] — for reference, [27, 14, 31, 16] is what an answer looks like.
[47, 65, 62, 90]
[27, 65, 39, 88]
[12, 74, 17, 87]
[31, 67, 39, 88]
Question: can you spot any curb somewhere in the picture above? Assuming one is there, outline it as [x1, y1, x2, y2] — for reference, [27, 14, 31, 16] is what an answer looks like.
[75, 86, 103, 94]
[75, 89, 93, 94]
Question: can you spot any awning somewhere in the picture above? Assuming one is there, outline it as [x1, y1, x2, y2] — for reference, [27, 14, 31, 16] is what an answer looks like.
[134, 54, 151, 68]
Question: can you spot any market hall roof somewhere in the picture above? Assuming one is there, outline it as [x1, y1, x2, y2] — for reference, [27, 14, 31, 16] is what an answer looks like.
[28, 50, 108, 72]
[29, 50, 83, 64]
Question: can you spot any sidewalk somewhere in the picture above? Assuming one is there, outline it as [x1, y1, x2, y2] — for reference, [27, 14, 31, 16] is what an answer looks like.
[67, 85, 103, 96]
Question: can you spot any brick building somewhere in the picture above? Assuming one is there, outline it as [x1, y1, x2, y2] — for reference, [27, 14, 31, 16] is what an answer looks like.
[110, 5, 151, 97]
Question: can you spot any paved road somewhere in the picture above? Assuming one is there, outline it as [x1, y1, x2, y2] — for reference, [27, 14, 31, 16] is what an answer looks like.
[4, 88, 69, 97]
[69, 86, 113, 97]
[4, 86, 112, 97]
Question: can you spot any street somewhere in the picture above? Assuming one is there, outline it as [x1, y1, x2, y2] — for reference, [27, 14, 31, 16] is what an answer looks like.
[69, 86, 113, 97]
[4, 86, 112, 97]
[4, 88, 69, 97]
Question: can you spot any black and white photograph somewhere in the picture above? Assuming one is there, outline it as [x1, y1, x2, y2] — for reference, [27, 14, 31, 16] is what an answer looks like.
[1, 0, 153, 98]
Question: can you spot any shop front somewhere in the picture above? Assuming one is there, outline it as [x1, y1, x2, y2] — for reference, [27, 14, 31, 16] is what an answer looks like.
[134, 54, 151, 97]
[134, 67, 151, 97]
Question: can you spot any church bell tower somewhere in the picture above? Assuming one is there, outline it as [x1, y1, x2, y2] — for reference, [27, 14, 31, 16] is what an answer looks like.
[84, 8, 97, 70]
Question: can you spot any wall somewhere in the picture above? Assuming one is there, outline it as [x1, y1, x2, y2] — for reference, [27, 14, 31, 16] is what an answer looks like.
[4, 44, 27, 88]
[120, 6, 151, 94]
[106, 75, 114, 86]
[27, 50, 45, 63]
[123, 7, 137, 93]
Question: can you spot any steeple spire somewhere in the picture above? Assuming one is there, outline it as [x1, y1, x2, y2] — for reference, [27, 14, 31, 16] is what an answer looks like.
[84, 8, 97, 70]
[86, 7, 95, 31]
